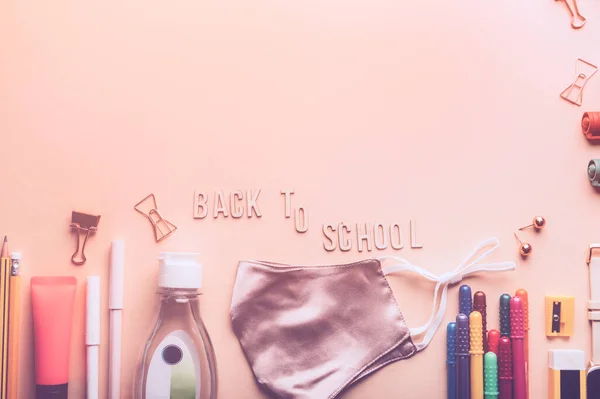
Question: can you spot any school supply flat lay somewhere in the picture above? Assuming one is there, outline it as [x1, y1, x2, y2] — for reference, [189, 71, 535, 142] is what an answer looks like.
[4, 197, 600, 399]
[4, 167, 600, 399]
[7, 0, 600, 397]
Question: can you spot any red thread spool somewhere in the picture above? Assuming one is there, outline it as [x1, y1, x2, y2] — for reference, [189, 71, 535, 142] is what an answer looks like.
[582, 112, 600, 140]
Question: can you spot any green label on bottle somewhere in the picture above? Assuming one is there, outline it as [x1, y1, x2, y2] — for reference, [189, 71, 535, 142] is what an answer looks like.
[145, 330, 200, 399]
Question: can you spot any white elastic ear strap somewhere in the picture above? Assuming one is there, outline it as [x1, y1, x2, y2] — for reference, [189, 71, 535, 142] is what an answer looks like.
[588, 246, 600, 365]
[380, 238, 516, 351]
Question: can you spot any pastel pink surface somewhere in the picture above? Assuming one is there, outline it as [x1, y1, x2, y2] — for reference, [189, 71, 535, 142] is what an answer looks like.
[0, 0, 598, 398]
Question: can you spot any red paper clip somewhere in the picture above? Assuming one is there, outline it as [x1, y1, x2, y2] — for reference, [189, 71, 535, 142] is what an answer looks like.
[560, 58, 597, 106]
[134, 194, 177, 242]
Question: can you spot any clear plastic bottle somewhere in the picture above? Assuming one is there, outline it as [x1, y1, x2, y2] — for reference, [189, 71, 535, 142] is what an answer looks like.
[134, 253, 218, 399]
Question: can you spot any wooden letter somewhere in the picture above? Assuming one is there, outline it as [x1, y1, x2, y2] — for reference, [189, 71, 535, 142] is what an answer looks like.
[213, 191, 229, 218]
[295, 207, 309, 233]
[247, 189, 262, 218]
[281, 189, 294, 218]
[322, 224, 337, 251]
[193, 191, 208, 219]
[356, 223, 373, 252]
[338, 223, 352, 252]
[390, 223, 404, 250]
[230, 190, 244, 218]
[410, 220, 423, 248]
[374, 223, 389, 250]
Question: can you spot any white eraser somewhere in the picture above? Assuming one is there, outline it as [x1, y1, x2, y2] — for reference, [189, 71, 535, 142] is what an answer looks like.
[548, 349, 586, 370]
[109, 240, 125, 310]
[86, 276, 101, 346]
[10, 252, 20, 260]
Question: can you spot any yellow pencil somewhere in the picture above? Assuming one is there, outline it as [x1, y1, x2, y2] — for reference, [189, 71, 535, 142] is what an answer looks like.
[470, 311, 484, 399]
[0, 237, 9, 399]
[7, 252, 20, 399]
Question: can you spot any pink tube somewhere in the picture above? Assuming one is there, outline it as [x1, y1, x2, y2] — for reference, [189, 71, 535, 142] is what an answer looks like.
[31, 276, 77, 399]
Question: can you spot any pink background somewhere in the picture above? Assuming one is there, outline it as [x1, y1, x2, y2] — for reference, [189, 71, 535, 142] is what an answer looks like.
[2, 0, 600, 397]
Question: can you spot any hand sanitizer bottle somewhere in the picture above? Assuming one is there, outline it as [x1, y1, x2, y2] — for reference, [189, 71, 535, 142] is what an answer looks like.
[134, 253, 218, 399]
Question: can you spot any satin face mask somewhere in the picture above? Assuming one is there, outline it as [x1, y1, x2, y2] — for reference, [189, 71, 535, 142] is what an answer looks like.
[230, 238, 515, 399]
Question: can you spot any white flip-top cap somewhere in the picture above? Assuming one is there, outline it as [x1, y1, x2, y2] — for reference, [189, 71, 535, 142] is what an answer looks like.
[86, 276, 101, 346]
[158, 252, 202, 289]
